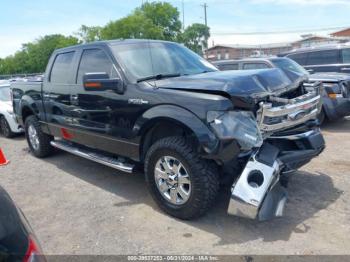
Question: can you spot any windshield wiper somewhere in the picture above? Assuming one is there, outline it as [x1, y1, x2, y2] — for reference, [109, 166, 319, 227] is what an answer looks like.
[137, 73, 181, 83]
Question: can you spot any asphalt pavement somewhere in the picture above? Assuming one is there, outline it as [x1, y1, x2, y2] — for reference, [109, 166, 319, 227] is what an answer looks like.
[0, 118, 349, 255]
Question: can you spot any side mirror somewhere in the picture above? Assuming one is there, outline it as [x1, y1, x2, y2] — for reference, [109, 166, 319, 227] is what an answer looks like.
[83, 72, 124, 94]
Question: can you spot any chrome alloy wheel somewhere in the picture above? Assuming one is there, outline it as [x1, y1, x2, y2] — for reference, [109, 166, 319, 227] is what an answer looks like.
[154, 156, 191, 205]
[28, 125, 40, 150]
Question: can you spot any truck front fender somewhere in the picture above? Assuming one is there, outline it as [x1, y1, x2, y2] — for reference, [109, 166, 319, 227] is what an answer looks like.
[134, 105, 218, 153]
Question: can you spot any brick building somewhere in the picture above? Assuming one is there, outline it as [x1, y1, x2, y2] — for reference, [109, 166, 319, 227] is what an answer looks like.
[205, 28, 350, 61]
[331, 28, 350, 37]
[205, 43, 292, 61]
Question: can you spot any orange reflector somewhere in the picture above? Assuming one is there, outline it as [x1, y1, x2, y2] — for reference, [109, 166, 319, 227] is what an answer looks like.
[328, 93, 337, 99]
[85, 82, 101, 88]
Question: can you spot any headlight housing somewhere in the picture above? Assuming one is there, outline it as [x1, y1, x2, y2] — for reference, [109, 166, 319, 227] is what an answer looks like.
[323, 83, 345, 99]
[207, 111, 263, 150]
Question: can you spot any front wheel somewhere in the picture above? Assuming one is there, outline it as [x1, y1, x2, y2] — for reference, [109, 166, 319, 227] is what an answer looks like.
[145, 136, 219, 220]
[0, 116, 15, 138]
[25, 116, 53, 158]
[317, 108, 326, 125]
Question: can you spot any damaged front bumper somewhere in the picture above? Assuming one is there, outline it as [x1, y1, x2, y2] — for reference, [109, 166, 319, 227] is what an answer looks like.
[228, 128, 325, 221]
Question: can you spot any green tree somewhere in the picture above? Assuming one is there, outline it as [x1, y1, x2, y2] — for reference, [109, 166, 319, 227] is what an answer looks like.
[76, 25, 102, 43]
[136, 1, 182, 41]
[101, 1, 182, 41]
[0, 34, 80, 74]
[181, 23, 210, 55]
[101, 14, 163, 40]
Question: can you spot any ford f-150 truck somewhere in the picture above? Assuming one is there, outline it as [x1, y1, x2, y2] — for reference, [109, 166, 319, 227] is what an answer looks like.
[12, 40, 325, 221]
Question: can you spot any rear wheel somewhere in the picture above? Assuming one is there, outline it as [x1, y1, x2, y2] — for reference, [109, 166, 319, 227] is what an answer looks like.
[145, 136, 219, 220]
[25, 115, 53, 158]
[0, 116, 15, 138]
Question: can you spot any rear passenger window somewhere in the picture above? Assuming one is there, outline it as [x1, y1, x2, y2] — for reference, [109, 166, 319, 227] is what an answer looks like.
[77, 49, 117, 83]
[50, 52, 75, 83]
[243, 63, 269, 70]
[306, 50, 339, 65]
[287, 53, 307, 65]
[341, 49, 350, 63]
[218, 64, 239, 71]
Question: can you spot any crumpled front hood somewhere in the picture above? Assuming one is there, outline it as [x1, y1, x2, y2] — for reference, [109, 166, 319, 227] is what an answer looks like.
[155, 69, 295, 99]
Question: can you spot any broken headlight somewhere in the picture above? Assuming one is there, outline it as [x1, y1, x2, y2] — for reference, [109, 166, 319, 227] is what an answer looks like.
[207, 111, 263, 150]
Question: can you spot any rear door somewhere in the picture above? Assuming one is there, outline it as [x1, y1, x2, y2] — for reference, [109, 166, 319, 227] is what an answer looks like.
[340, 48, 350, 74]
[304, 49, 341, 73]
[43, 50, 78, 131]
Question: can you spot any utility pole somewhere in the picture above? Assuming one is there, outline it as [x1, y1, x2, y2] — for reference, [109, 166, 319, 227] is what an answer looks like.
[201, 3, 208, 49]
[202, 3, 208, 27]
[182, 0, 185, 31]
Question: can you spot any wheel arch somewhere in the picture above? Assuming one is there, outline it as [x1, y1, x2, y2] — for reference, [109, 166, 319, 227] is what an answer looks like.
[136, 105, 218, 162]
[21, 105, 35, 124]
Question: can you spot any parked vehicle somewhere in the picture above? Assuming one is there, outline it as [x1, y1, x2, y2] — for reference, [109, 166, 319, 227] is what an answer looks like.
[213, 57, 350, 122]
[309, 72, 350, 122]
[278, 43, 350, 74]
[0, 185, 45, 261]
[0, 81, 23, 138]
[12, 40, 325, 221]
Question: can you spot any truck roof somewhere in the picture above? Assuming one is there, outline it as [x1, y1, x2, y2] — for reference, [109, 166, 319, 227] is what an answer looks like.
[54, 39, 176, 53]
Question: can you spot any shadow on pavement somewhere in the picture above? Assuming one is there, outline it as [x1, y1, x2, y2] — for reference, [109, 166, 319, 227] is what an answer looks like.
[45, 150, 342, 246]
[321, 117, 349, 133]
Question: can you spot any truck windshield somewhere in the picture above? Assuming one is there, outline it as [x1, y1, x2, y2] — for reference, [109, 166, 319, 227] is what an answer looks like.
[111, 42, 217, 82]
[0, 86, 11, 102]
[271, 58, 309, 75]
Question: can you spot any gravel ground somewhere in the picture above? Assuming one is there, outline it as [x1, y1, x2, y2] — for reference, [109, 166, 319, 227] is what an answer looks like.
[0, 118, 349, 255]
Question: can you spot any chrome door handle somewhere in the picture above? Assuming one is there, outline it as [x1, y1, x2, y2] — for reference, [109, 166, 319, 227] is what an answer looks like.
[341, 67, 350, 71]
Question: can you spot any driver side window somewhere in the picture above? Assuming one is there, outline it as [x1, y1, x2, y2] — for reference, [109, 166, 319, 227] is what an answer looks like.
[77, 49, 118, 83]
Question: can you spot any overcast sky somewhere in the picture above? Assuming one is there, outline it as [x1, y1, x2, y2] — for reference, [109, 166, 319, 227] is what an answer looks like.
[1, 0, 350, 58]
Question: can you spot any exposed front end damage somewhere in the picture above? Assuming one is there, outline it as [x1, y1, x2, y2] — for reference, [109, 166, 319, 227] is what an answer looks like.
[227, 83, 325, 221]
[228, 144, 287, 220]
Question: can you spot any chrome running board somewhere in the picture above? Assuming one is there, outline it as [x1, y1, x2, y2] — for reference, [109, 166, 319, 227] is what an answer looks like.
[50, 140, 134, 173]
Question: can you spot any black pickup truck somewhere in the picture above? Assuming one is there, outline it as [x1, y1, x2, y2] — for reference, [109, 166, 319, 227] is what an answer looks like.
[12, 40, 325, 221]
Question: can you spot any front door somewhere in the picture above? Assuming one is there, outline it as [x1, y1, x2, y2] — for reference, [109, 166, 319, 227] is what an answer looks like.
[69, 47, 140, 160]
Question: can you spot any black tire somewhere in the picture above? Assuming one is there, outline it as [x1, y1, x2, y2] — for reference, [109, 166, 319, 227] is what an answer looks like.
[25, 115, 53, 158]
[145, 136, 219, 220]
[318, 108, 326, 125]
[0, 116, 15, 138]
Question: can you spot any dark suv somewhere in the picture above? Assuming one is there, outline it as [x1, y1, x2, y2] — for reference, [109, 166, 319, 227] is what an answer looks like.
[279, 44, 350, 74]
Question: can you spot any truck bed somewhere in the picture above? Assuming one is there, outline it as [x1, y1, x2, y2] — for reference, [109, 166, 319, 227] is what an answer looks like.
[11, 81, 43, 122]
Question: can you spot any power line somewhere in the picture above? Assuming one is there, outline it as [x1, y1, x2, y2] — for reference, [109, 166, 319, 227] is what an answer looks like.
[211, 26, 350, 36]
